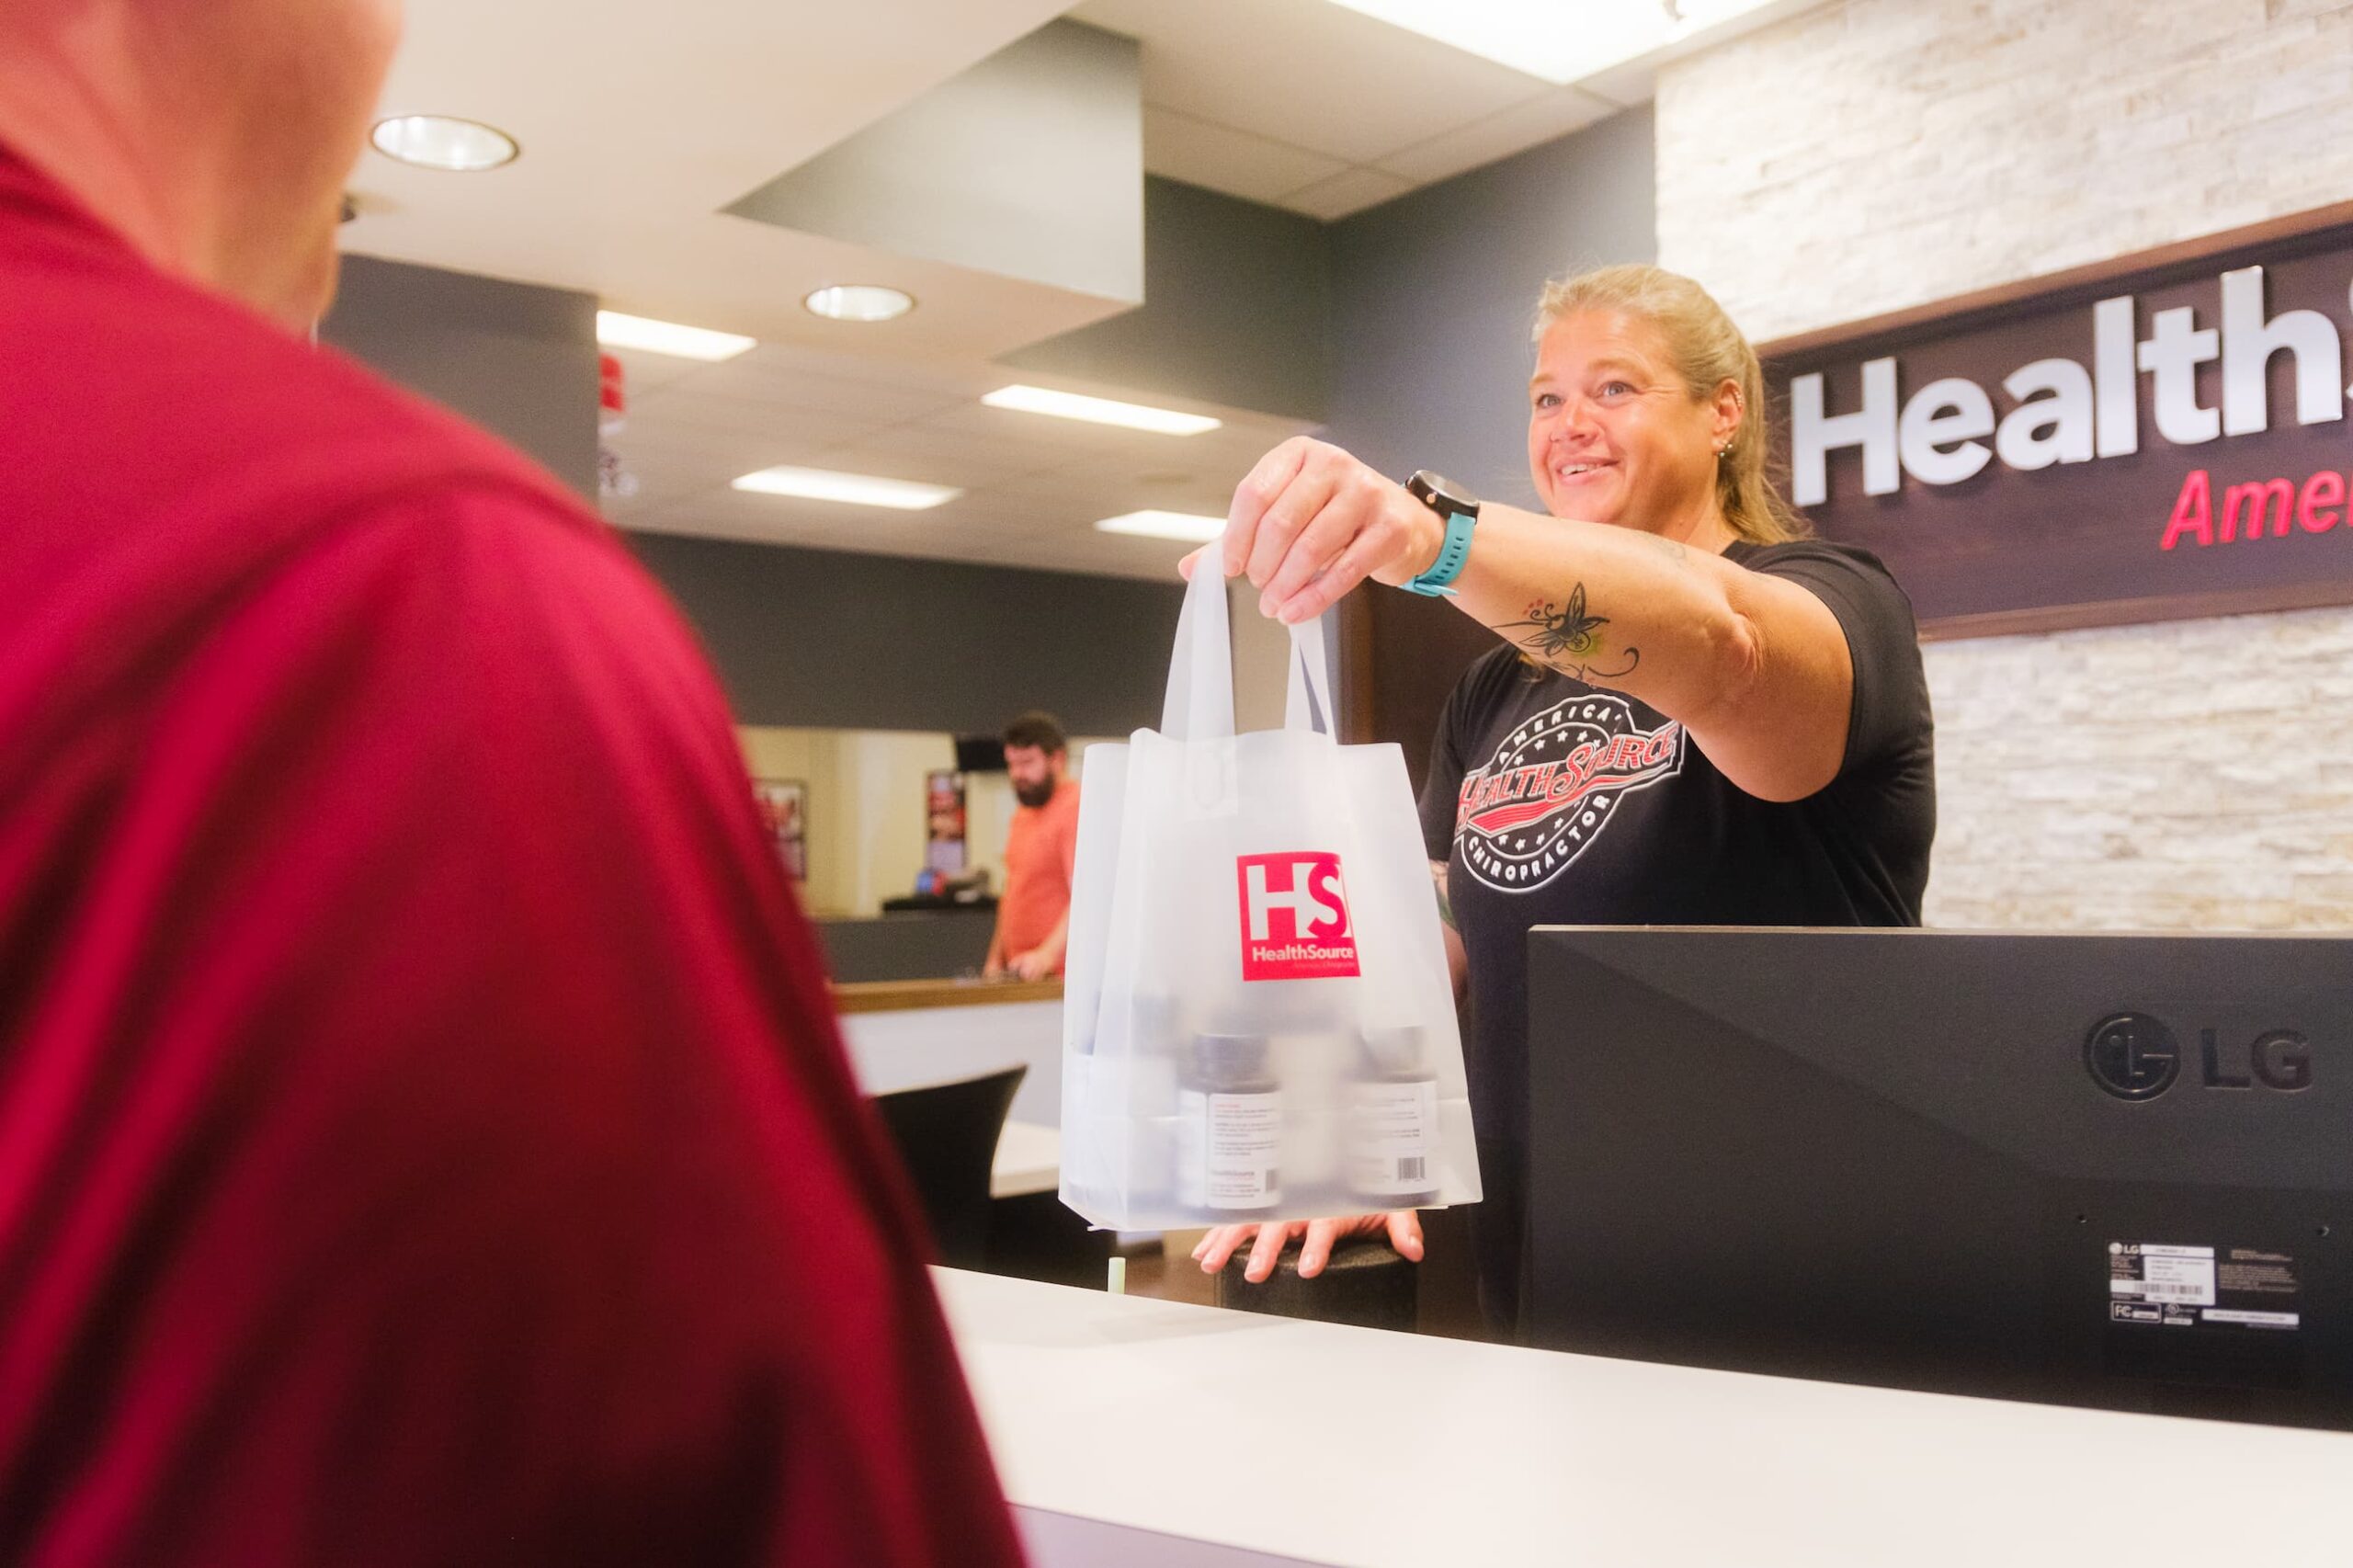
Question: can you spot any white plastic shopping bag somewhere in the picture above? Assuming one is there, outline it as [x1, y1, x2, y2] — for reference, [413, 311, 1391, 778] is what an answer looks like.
[1059, 561, 1481, 1230]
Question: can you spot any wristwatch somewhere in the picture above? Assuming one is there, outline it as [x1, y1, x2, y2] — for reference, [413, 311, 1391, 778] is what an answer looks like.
[1402, 471, 1480, 597]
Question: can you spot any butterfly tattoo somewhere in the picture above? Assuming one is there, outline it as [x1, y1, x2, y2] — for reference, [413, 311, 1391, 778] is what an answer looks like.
[1497, 584, 1641, 684]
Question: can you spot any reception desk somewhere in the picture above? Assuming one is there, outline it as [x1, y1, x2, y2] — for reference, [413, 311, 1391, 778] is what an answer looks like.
[815, 907, 996, 983]
[834, 976, 1063, 1129]
[938, 1267, 2353, 1568]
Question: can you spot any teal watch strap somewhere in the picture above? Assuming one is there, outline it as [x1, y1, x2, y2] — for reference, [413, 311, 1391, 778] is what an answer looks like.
[1403, 509, 1477, 597]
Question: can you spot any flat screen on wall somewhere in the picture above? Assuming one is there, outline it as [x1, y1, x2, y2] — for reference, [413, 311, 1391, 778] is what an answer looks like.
[955, 735, 1006, 774]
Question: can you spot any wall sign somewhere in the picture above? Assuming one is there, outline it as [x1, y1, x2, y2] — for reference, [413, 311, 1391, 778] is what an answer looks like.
[925, 769, 968, 875]
[752, 778, 807, 881]
[1763, 204, 2353, 638]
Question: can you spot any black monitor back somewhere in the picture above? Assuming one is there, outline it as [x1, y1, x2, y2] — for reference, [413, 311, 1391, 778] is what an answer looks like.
[1523, 928, 2352, 1430]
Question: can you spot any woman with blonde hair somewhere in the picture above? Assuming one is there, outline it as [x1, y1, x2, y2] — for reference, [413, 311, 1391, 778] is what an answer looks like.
[1191, 264, 1937, 1334]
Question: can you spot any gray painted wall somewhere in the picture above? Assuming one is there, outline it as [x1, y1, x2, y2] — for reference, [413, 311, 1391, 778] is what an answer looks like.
[1319, 107, 1658, 781]
[1324, 105, 1657, 510]
[627, 532, 1181, 735]
[999, 176, 1330, 422]
[727, 20, 1142, 304]
[323, 254, 599, 496]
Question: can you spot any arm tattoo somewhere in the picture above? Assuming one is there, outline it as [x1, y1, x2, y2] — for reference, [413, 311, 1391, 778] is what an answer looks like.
[1496, 583, 1641, 685]
[1431, 860, 1457, 932]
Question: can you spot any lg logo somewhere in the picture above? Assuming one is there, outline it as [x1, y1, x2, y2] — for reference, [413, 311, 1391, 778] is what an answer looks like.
[2084, 1013, 2314, 1101]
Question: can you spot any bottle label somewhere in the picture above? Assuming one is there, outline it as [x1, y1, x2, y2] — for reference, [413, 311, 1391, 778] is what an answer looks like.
[1177, 1089, 1282, 1210]
[1348, 1079, 1437, 1197]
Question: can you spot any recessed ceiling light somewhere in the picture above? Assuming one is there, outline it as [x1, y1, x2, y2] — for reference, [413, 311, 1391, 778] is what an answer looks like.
[983, 385, 1222, 437]
[733, 466, 961, 511]
[804, 285, 916, 323]
[369, 114, 519, 172]
[1323, 0, 1780, 84]
[597, 311, 756, 363]
[1095, 510, 1228, 542]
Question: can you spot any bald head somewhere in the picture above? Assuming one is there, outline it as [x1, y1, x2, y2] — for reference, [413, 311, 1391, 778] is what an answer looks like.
[0, 0, 404, 328]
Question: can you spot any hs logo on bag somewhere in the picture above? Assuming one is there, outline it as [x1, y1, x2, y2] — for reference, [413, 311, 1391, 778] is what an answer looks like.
[1236, 853, 1360, 981]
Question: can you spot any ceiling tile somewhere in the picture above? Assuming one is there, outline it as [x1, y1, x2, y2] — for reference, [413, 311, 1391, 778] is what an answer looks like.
[617, 411, 896, 498]
[618, 401, 880, 453]
[977, 460, 1234, 519]
[1075, 0, 1554, 165]
[1372, 86, 1621, 183]
[625, 489, 991, 551]
[807, 442, 1039, 494]
[661, 358, 970, 423]
[918, 400, 1223, 465]
[1279, 165, 1416, 222]
[718, 339, 987, 399]
[1141, 107, 1349, 204]
[815, 431, 1063, 491]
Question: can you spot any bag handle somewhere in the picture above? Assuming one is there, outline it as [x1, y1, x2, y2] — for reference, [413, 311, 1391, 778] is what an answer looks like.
[1160, 553, 1235, 742]
[1162, 548, 1341, 742]
[1285, 613, 1336, 738]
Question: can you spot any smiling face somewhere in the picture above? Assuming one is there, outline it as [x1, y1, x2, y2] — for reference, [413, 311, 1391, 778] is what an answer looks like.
[1527, 308, 1741, 538]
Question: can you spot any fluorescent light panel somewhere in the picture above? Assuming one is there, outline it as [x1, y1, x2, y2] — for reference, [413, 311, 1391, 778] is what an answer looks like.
[1095, 510, 1227, 543]
[732, 466, 961, 511]
[983, 385, 1221, 437]
[1323, 0, 1781, 85]
[597, 311, 756, 363]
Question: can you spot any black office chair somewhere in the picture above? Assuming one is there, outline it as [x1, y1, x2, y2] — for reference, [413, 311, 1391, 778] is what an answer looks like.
[870, 1065, 1027, 1270]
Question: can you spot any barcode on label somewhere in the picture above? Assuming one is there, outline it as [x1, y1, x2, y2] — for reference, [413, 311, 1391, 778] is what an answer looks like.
[2143, 1281, 2207, 1300]
[1397, 1156, 1427, 1182]
[1265, 1170, 1279, 1192]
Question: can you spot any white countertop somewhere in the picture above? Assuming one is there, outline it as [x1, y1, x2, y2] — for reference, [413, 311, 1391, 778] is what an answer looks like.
[840, 995, 1063, 1128]
[936, 1267, 2353, 1568]
[991, 1119, 1061, 1199]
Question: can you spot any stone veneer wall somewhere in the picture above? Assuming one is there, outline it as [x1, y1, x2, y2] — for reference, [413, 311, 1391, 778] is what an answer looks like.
[1654, 0, 2353, 928]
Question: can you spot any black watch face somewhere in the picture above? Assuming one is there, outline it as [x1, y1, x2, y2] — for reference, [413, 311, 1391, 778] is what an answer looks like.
[1410, 470, 1476, 515]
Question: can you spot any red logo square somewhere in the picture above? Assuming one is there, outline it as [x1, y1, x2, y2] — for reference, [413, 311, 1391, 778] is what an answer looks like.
[1236, 852, 1360, 982]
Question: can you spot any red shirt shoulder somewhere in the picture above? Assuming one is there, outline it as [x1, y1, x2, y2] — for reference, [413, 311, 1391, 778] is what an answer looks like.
[0, 153, 1022, 1568]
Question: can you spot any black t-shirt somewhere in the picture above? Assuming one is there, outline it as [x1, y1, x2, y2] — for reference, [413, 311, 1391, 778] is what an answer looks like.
[1417, 538, 1936, 1332]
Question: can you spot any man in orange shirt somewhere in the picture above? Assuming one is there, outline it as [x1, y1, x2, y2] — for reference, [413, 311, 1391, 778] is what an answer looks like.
[983, 711, 1082, 982]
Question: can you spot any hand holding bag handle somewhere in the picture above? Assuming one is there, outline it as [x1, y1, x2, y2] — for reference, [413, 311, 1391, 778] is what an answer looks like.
[1165, 549, 1338, 742]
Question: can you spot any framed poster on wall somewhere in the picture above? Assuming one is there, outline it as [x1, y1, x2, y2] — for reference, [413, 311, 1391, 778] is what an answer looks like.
[925, 769, 968, 875]
[752, 778, 808, 881]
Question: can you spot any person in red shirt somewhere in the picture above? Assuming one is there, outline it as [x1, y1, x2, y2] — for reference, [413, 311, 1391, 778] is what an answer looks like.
[983, 712, 1083, 983]
[0, 5, 1025, 1565]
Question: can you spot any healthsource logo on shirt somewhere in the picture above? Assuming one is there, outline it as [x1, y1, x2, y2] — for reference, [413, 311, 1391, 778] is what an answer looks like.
[1455, 695, 1684, 893]
[1236, 853, 1360, 981]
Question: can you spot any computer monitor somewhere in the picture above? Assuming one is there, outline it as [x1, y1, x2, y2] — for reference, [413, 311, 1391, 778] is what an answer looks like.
[1521, 928, 2351, 1430]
